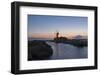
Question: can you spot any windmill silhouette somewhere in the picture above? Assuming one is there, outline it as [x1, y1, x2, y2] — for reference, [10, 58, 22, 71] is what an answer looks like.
[56, 31, 59, 38]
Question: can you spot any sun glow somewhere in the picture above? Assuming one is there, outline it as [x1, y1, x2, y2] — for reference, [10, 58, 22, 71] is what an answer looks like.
[28, 31, 87, 39]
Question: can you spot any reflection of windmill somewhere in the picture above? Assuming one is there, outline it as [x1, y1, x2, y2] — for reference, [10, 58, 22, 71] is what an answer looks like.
[55, 30, 59, 58]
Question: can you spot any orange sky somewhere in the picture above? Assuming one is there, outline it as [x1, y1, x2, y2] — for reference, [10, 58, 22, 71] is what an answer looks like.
[28, 32, 87, 39]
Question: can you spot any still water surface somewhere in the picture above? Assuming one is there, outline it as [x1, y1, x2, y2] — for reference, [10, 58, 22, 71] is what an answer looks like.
[46, 42, 88, 59]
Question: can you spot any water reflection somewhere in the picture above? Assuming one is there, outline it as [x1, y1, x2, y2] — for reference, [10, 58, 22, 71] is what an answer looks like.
[46, 42, 88, 59]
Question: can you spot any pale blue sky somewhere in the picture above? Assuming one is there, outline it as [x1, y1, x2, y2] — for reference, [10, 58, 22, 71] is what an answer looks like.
[28, 15, 88, 38]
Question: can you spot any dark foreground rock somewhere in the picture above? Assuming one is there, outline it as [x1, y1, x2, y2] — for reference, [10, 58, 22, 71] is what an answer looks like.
[28, 40, 53, 60]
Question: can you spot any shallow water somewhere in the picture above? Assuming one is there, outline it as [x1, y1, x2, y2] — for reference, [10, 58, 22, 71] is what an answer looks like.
[46, 42, 88, 60]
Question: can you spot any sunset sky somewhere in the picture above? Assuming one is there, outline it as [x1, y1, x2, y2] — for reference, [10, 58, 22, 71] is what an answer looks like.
[28, 15, 88, 39]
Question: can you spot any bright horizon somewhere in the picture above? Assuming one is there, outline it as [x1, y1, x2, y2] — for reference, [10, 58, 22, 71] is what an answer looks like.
[28, 15, 88, 39]
[28, 32, 87, 39]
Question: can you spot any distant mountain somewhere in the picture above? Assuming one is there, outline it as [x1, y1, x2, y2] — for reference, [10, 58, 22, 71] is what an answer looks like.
[72, 35, 87, 39]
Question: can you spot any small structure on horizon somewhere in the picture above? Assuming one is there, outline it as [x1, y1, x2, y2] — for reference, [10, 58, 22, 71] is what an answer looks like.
[54, 31, 68, 43]
[56, 31, 59, 38]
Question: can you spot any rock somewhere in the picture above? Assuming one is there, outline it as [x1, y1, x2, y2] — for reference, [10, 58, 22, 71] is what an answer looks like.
[28, 40, 53, 60]
[54, 36, 68, 43]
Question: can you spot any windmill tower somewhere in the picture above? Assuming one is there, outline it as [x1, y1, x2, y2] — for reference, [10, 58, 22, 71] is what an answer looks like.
[56, 31, 59, 38]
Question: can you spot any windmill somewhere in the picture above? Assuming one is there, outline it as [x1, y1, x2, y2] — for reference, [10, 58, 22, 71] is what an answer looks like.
[56, 30, 59, 38]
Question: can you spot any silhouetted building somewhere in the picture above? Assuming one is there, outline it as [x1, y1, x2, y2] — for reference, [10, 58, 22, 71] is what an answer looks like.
[56, 31, 59, 38]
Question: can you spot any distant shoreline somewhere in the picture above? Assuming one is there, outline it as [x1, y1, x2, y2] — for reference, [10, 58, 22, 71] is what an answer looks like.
[28, 39, 87, 47]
